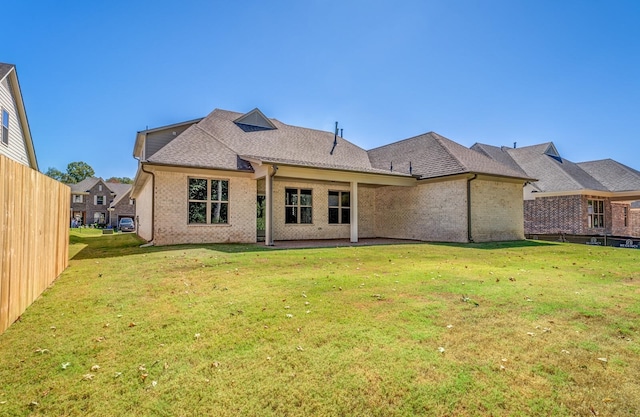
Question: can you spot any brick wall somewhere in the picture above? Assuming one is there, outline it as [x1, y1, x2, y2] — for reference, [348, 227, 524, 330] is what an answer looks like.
[470, 178, 524, 242]
[272, 179, 358, 241]
[152, 170, 256, 245]
[374, 179, 468, 242]
[524, 194, 624, 236]
[524, 195, 584, 235]
[85, 182, 110, 225]
[357, 185, 376, 238]
[611, 202, 633, 237]
[631, 209, 640, 238]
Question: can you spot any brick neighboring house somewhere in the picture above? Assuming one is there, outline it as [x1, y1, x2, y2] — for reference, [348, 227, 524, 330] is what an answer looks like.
[130, 107, 533, 246]
[471, 142, 640, 240]
[69, 177, 134, 228]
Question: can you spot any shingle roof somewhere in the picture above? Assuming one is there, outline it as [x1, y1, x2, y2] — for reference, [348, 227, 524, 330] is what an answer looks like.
[148, 108, 385, 175]
[68, 177, 131, 199]
[368, 132, 532, 180]
[69, 177, 100, 193]
[473, 142, 640, 194]
[470, 143, 527, 175]
[576, 159, 640, 192]
[107, 184, 132, 207]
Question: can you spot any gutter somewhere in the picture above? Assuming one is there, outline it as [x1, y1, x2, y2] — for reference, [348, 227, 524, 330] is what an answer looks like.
[139, 163, 155, 247]
[467, 174, 478, 243]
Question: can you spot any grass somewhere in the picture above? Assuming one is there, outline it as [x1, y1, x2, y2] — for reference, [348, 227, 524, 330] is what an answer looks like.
[1, 230, 639, 416]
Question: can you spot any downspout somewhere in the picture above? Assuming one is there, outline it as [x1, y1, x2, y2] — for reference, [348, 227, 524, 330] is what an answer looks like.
[140, 163, 155, 247]
[467, 174, 478, 243]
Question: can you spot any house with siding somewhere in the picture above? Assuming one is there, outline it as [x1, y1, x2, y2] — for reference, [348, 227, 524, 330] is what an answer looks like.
[471, 142, 640, 240]
[131, 108, 532, 246]
[0, 63, 37, 169]
[69, 177, 134, 228]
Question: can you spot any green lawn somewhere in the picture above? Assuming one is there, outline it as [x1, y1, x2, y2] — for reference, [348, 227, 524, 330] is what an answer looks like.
[1, 230, 639, 416]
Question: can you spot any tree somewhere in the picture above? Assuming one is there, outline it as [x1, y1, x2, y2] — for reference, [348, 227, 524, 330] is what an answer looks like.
[106, 176, 133, 184]
[45, 161, 95, 183]
[44, 167, 71, 183]
[66, 162, 95, 183]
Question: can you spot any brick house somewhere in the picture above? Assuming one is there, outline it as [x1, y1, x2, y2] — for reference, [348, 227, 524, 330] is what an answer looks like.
[69, 177, 134, 228]
[471, 142, 640, 240]
[130, 108, 532, 246]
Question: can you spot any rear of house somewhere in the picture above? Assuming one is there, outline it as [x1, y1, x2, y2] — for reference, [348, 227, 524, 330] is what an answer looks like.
[131, 108, 532, 246]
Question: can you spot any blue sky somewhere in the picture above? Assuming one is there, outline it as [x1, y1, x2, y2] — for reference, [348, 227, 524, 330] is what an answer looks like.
[5, 0, 640, 179]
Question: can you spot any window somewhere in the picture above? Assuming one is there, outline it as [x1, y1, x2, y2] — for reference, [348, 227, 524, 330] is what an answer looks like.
[587, 199, 604, 228]
[72, 194, 84, 203]
[98, 185, 103, 191]
[188, 178, 228, 224]
[624, 206, 628, 227]
[285, 188, 312, 224]
[95, 195, 104, 205]
[328, 191, 350, 224]
[129, 199, 135, 205]
[1, 109, 8, 145]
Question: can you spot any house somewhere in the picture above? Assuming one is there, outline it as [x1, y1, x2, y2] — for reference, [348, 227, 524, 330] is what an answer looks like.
[130, 108, 533, 246]
[69, 177, 134, 227]
[471, 142, 640, 240]
[0, 63, 38, 169]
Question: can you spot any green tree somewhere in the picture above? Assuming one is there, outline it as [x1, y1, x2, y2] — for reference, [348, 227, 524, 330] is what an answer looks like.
[44, 167, 71, 183]
[45, 161, 95, 184]
[66, 161, 95, 183]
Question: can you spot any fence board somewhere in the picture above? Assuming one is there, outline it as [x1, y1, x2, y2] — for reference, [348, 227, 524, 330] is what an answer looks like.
[0, 155, 70, 334]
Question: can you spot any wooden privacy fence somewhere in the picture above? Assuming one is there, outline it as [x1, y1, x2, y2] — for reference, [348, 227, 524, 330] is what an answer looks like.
[0, 155, 70, 334]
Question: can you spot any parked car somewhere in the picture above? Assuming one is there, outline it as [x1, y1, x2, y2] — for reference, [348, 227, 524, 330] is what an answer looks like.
[118, 218, 135, 232]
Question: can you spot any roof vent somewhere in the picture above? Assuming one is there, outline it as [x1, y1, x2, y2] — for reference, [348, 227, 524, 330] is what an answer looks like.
[233, 108, 277, 132]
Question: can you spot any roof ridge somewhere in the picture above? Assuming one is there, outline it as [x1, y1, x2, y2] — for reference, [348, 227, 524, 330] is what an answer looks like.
[367, 131, 437, 152]
[429, 133, 470, 172]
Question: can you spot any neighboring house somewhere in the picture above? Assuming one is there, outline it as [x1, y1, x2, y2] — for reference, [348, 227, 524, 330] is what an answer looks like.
[131, 107, 532, 246]
[0, 63, 38, 169]
[471, 142, 640, 239]
[69, 177, 134, 227]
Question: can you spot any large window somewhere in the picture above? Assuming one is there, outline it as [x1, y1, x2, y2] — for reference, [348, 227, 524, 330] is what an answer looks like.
[285, 188, 312, 224]
[95, 195, 105, 205]
[188, 178, 229, 224]
[1, 109, 8, 145]
[72, 194, 84, 203]
[328, 191, 350, 224]
[587, 199, 604, 228]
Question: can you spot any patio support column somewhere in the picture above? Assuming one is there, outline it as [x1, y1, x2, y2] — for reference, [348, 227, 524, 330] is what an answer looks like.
[265, 165, 275, 246]
[350, 181, 358, 243]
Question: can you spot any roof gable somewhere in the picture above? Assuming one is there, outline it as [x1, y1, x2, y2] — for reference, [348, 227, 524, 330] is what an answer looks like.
[0, 63, 38, 170]
[233, 108, 277, 131]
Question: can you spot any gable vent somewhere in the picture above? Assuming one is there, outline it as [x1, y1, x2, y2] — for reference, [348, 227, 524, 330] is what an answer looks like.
[234, 108, 277, 132]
